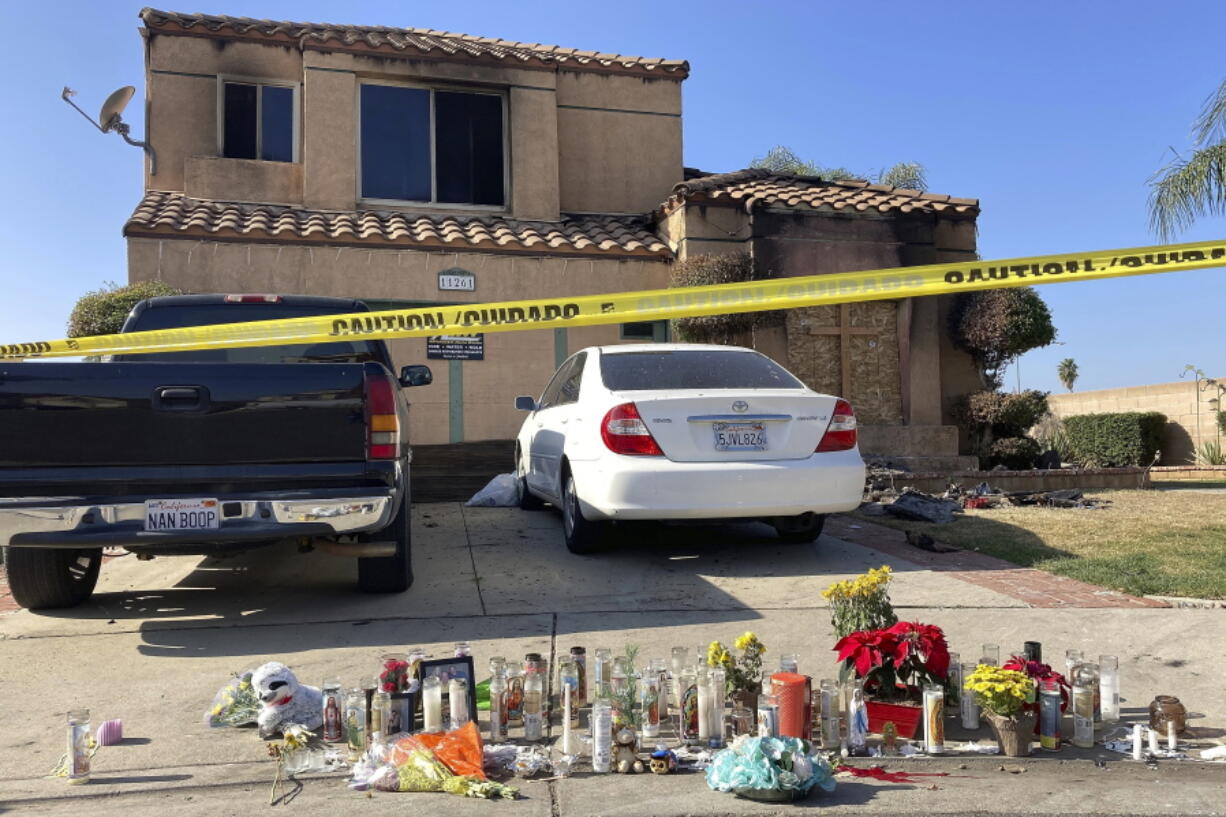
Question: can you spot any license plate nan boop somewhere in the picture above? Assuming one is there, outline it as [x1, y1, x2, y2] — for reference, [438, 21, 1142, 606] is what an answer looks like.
[144, 498, 220, 531]
[713, 421, 768, 451]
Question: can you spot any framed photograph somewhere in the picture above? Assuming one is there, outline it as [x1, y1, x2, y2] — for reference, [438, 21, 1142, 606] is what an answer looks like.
[420, 656, 478, 723]
[388, 691, 416, 735]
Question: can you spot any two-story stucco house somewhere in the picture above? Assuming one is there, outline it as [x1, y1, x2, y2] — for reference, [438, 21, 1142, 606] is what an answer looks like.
[125, 9, 982, 467]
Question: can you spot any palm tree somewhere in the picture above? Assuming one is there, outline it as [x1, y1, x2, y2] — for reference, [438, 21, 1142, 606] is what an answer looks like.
[750, 146, 928, 190]
[1148, 80, 1226, 239]
[1057, 358, 1079, 392]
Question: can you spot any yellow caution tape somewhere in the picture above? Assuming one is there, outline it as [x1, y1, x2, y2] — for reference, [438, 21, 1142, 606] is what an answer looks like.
[2, 239, 1223, 360]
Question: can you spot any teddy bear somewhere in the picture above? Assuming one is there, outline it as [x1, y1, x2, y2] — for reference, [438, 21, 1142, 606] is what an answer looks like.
[251, 661, 323, 739]
[613, 727, 645, 773]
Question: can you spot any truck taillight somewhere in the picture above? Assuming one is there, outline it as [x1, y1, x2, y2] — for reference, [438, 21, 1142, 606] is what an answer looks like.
[600, 402, 663, 456]
[816, 399, 857, 453]
[364, 370, 399, 460]
[223, 294, 282, 303]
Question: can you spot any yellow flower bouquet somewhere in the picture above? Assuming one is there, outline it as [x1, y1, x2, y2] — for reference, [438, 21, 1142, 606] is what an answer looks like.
[822, 565, 897, 638]
[707, 632, 766, 695]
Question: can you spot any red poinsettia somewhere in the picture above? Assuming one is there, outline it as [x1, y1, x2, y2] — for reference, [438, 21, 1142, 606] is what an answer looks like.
[887, 621, 951, 679]
[833, 621, 950, 701]
[835, 629, 899, 676]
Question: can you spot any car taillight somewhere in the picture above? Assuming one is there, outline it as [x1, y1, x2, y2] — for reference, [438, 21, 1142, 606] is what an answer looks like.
[364, 370, 399, 460]
[816, 399, 857, 452]
[600, 402, 663, 456]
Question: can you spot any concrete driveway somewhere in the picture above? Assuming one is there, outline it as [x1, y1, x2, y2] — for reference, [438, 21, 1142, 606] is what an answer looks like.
[2, 504, 1223, 816]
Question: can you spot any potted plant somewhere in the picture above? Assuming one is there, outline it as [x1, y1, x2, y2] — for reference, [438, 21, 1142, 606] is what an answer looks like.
[833, 621, 950, 738]
[708, 632, 767, 712]
[965, 665, 1036, 756]
[822, 565, 897, 639]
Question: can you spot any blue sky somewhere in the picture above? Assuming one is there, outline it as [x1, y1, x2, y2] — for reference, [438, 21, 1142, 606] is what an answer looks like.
[1, 0, 1222, 393]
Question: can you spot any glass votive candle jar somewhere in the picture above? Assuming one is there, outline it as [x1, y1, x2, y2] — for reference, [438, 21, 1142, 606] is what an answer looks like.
[1148, 695, 1187, 735]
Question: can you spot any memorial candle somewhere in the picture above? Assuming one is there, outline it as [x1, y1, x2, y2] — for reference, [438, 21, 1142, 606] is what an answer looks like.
[562, 683, 574, 755]
[449, 677, 469, 728]
[423, 676, 443, 732]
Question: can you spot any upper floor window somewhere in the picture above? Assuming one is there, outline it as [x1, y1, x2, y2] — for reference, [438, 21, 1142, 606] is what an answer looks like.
[360, 83, 505, 207]
[220, 80, 296, 163]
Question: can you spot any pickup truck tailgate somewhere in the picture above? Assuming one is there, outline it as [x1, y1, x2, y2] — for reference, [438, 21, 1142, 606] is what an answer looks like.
[0, 362, 366, 467]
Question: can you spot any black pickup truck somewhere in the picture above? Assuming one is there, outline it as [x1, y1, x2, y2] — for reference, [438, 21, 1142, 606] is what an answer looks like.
[0, 294, 432, 609]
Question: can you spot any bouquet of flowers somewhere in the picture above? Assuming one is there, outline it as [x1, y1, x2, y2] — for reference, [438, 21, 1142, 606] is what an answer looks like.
[833, 621, 950, 700]
[707, 632, 766, 695]
[350, 722, 518, 799]
[205, 670, 261, 728]
[706, 735, 836, 802]
[822, 565, 897, 638]
[965, 665, 1035, 718]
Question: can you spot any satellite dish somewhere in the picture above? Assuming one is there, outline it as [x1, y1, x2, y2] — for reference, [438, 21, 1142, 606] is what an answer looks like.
[98, 86, 135, 133]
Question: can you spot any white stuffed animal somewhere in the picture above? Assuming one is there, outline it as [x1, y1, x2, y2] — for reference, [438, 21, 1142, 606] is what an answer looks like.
[251, 661, 323, 739]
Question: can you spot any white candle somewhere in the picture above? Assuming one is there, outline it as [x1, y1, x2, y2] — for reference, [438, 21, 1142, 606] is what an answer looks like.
[562, 684, 573, 755]
[423, 677, 443, 732]
[450, 678, 469, 727]
[1147, 726, 1159, 755]
[697, 678, 712, 740]
[1167, 721, 1177, 752]
[1131, 724, 1143, 760]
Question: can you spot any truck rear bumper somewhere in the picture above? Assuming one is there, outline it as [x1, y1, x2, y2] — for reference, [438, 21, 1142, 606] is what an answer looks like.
[0, 492, 396, 549]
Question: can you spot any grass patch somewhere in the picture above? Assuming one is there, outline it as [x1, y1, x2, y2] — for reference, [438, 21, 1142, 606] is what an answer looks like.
[856, 489, 1226, 599]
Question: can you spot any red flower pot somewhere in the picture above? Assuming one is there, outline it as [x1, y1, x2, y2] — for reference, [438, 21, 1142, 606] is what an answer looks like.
[865, 700, 922, 738]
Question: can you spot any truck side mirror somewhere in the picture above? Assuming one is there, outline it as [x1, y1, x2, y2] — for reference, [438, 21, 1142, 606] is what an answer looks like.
[399, 364, 433, 388]
[514, 395, 536, 411]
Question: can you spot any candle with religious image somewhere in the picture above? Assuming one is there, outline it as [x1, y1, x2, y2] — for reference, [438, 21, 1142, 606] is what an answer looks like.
[640, 672, 661, 739]
[922, 684, 945, 754]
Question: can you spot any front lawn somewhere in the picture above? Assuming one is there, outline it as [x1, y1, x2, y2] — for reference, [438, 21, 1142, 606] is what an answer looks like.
[856, 489, 1226, 599]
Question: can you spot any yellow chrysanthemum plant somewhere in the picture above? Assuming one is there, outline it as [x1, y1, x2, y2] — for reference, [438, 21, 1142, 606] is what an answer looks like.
[822, 565, 898, 638]
[707, 631, 766, 695]
[965, 665, 1036, 720]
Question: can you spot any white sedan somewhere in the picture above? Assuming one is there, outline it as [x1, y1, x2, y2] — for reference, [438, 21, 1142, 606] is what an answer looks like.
[513, 344, 865, 553]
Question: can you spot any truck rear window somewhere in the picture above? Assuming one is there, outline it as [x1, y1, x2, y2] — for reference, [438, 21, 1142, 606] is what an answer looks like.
[600, 350, 804, 391]
[113, 304, 384, 364]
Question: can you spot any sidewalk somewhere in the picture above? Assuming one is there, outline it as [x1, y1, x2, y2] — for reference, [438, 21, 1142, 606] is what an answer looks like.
[1, 504, 1222, 815]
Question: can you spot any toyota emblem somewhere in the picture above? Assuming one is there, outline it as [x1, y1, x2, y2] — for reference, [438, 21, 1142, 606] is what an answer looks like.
[732, 400, 749, 413]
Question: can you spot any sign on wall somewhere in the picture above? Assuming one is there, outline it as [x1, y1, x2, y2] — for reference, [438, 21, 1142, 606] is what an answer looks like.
[427, 333, 485, 360]
[438, 267, 476, 291]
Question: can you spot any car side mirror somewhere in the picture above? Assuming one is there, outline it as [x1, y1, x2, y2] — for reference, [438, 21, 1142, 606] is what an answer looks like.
[514, 395, 537, 411]
[399, 364, 433, 388]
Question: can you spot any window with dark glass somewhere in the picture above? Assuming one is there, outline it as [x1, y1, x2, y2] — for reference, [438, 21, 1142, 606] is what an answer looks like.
[360, 84, 505, 206]
[222, 82, 295, 162]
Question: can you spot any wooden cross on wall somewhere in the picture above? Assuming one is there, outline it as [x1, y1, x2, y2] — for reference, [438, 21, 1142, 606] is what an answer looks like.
[806, 303, 879, 399]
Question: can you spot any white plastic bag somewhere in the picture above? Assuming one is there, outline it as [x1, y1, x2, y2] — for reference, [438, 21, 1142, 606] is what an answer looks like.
[465, 473, 520, 507]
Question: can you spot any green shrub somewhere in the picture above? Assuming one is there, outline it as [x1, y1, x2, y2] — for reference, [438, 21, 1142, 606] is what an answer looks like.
[1218, 410, 1226, 435]
[1064, 412, 1166, 468]
[989, 437, 1041, 470]
[1197, 439, 1225, 466]
[68, 280, 184, 338]
[956, 390, 1049, 435]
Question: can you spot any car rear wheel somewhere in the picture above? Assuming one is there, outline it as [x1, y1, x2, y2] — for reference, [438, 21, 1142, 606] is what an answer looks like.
[516, 448, 545, 511]
[773, 513, 827, 544]
[561, 472, 605, 554]
[358, 491, 413, 593]
[5, 547, 102, 609]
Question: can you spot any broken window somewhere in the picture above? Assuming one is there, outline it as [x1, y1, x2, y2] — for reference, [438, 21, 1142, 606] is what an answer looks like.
[360, 84, 505, 207]
[222, 82, 295, 162]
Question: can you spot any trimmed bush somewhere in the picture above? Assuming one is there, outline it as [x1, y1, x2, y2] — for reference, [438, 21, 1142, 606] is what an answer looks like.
[68, 280, 184, 338]
[1064, 412, 1166, 468]
[669, 253, 782, 343]
[989, 437, 1041, 470]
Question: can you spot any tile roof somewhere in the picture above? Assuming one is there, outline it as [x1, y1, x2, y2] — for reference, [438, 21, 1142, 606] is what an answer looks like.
[124, 192, 671, 259]
[140, 8, 689, 79]
[665, 168, 979, 217]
